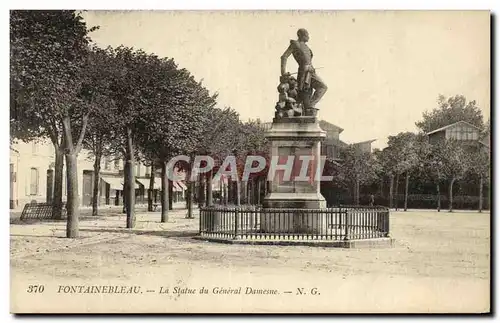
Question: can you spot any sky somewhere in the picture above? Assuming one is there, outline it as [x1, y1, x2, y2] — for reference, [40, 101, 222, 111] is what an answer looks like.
[81, 10, 490, 149]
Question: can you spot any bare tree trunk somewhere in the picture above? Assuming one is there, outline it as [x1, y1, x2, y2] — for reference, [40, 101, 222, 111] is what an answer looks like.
[206, 169, 213, 206]
[222, 179, 228, 205]
[448, 178, 455, 213]
[404, 172, 410, 212]
[257, 178, 261, 205]
[198, 174, 205, 207]
[227, 179, 233, 205]
[65, 153, 79, 238]
[478, 174, 483, 213]
[235, 177, 241, 206]
[436, 181, 441, 212]
[241, 180, 247, 204]
[52, 146, 64, 219]
[186, 182, 194, 218]
[148, 163, 155, 212]
[168, 180, 173, 210]
[186, 161, 194, 218]
[248, 180, 254, 205]
[160, 160, 169, 223]
[61, 113, 88, 238]
[91, 151, 101, 216]
[124, 127, 135, 228]
[122, 165, 127, 213]
[394, 173, 400, 211]
[355, 176, 360, 206]
[389, 174, 394, 209]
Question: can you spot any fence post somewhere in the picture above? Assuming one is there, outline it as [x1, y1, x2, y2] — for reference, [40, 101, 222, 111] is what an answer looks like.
[199, 207, 203, 234]
[338, 204, 342, 229]
[343, 209, 350, 241]
[234, 207, 239, 240]
[385, 209, 390, 237]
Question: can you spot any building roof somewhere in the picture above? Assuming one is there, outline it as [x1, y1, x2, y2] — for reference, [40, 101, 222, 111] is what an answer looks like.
[323, 137, 348, 147]
[319, 120, 344, 134]
[479, 133, 490, 147]
[352, 139, 377, 145]
[425, 120, 481, 136]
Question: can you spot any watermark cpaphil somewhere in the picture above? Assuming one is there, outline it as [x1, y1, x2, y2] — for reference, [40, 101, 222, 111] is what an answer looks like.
[165, 154, 334, 182]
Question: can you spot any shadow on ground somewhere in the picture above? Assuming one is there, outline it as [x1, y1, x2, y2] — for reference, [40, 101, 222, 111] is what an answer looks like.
[9, 215, 122, 225]
[78, 228, 199, 239]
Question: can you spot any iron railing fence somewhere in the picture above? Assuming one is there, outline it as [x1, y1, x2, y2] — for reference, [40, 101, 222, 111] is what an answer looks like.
[199, 205, 389, 241]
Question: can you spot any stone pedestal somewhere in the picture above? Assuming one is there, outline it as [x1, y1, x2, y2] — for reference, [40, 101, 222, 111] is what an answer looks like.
[261, 116, 327, 234]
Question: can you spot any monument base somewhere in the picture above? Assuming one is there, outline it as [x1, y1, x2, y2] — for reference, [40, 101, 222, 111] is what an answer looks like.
[262, 192, 326, 209]
[261, 193, 327, 234]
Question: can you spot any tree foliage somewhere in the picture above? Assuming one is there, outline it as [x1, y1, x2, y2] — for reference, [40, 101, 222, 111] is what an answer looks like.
[416, 94, 485, 133]
[10, 10, 99, 236]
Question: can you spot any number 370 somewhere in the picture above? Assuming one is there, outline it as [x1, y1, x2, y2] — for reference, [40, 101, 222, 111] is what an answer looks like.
[27, 285, 44, 293]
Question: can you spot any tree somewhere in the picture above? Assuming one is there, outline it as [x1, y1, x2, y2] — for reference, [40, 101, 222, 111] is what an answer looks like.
[433, 139, 470, 212]
[386, 132, 426, 211]
[79, 46, 119, 216]
[375, 146, 397, 208]
[137, 56, 217, 222]
[414, 93, 487, 212]
[196, 107, 242, 206]
[416, 94, 485, 133]
[467, 145, 490, 212]
[104, 46, 160, 228]
[10, 10, 98, 237]
[237, 119, 269, 205]
[337, 145, 380, 205]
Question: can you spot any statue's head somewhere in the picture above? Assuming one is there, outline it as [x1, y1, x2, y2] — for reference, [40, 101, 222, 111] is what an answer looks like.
[288, 77, 298, 89]
[277, 82, 290, 94]
[297, 28, 309, 42]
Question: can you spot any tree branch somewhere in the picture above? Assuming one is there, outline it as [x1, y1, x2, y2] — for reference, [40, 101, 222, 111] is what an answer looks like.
[75, 112, 90, 154]
[61, 116, 74, 153]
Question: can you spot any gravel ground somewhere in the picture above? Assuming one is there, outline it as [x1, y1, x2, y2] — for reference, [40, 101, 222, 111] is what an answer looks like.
[10, 208, 490, 313]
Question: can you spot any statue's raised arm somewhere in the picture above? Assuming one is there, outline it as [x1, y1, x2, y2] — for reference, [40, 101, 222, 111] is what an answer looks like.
[280, 43, 293, 76]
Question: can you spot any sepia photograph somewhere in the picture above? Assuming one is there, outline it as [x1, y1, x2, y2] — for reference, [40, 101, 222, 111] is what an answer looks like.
[9, 9, 491, 314]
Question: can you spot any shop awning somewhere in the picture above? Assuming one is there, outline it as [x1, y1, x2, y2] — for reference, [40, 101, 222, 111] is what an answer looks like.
[177, 181, 187, 191]
[139, 178, 181, 191]
[151, 178, 182, 191]
[124, 180, 140, 189]
[172, 181, 182, 192]
[101, 176, 123, 190]
[101, 176, 139, 190]
[136, 178, 150, 188]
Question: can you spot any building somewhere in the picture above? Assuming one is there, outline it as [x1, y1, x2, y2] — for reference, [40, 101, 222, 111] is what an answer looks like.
[425, 120, 489, 153]
[9, 139, 186, 210]
[426, 120, 481, 144]
[260, 119, 376, 160]
[319, 120, 346, 160]
[351, 139, 377, 154]
[319, 120, 377, 157]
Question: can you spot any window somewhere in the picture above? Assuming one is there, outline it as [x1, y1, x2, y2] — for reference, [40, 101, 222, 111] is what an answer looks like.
[104, 157, 110, 170]
[31, 142, 38, 154]
[145, 166, 151, 177]
[30, 167, 39, 195]
[447, 125, 478, 141]
[136, 163, 141, 176]
[114, 159, 120, 170]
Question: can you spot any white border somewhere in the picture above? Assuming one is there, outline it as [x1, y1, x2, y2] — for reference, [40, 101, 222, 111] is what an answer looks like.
[2, 1, 497, 321]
